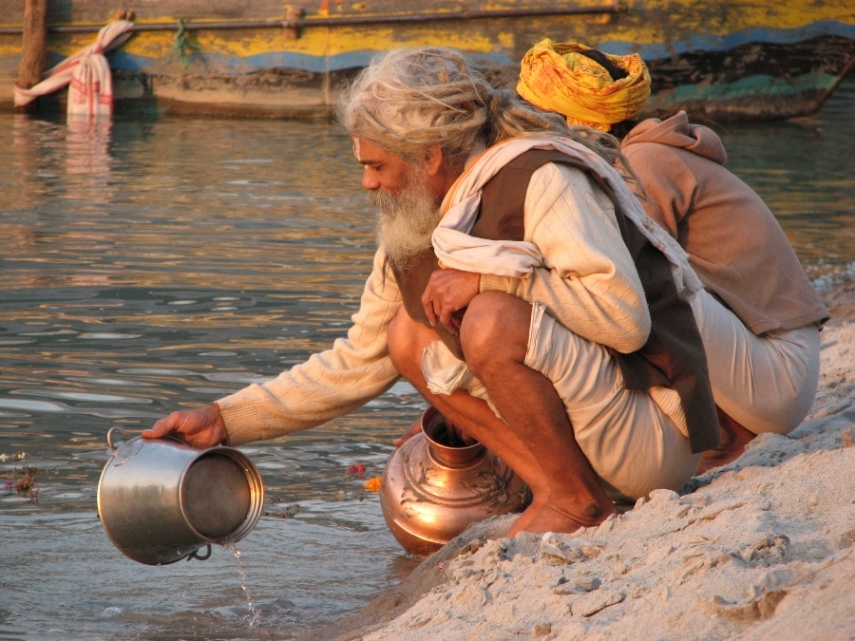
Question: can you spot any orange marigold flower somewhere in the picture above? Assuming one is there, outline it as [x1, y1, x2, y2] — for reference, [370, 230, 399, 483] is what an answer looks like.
[363, 476, 382, 492]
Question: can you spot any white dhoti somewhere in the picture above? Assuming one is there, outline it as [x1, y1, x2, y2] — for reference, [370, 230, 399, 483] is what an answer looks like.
[422, 301, 700, 504]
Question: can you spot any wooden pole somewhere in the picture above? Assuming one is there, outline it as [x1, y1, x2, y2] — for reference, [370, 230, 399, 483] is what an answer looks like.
[16, 0, 49, 112]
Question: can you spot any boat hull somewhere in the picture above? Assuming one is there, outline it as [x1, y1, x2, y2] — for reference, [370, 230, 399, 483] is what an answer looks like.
[1, 0, 854, 121]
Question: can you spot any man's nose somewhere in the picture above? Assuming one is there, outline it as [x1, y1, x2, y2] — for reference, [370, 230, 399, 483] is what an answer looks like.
[361, 167, 380, 190]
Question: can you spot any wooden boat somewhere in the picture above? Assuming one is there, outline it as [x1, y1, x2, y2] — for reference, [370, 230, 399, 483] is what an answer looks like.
[1, 0, 854, 121]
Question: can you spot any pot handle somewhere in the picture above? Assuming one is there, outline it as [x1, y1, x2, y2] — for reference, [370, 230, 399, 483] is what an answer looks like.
[188, 544, 212, 562]
[106, 427, 131, 451]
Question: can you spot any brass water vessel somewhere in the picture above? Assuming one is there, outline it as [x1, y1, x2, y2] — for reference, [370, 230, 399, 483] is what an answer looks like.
[380, 406, 530, 555]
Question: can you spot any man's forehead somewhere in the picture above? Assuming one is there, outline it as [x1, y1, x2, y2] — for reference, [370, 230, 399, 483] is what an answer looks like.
[352, 138, 390, 163]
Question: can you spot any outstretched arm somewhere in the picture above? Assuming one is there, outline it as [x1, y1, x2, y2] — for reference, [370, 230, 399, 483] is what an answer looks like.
[143, 249, 404, 449]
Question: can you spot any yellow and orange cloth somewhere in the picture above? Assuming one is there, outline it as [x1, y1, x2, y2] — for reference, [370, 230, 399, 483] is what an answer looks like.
[517, 39, 651, 131]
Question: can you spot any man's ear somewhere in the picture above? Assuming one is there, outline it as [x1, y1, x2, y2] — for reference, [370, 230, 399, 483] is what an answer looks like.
[425, 146, 444, 176]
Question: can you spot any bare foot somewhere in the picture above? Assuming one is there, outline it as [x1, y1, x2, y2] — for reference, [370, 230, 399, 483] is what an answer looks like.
[518, 500, 617, 535]
[696, 408, 757, 474]
[506, 495, 548, 537]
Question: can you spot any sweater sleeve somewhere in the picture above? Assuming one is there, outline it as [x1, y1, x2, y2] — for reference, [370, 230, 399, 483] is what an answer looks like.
[479, 163, 650, 354]
[217, 248, 403, 446]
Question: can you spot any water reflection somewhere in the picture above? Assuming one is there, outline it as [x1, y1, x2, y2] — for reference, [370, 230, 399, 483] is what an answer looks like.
[0, 75, 853, 640]
[65, 116, 114, 176]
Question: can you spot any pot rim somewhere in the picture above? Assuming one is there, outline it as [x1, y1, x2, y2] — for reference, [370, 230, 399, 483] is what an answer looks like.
[420, 406, 486, 467]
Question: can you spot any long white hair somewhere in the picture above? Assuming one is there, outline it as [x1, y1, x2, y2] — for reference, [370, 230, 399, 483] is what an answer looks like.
[339, 47, 622, 171]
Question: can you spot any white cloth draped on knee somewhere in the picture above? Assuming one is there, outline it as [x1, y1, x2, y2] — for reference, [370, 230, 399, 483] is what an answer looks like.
[433, 136, 703, 301]
[13, 19, 135, 117]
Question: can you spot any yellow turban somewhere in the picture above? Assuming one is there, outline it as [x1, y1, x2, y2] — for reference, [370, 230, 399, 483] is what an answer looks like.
[517, 39, 651, 132]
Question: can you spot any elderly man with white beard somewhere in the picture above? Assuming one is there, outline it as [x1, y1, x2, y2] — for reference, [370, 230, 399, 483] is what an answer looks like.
[143, 47, 721, 536]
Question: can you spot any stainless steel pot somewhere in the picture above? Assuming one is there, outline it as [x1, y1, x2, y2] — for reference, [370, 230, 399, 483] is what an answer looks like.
[97, 427, 264, 565]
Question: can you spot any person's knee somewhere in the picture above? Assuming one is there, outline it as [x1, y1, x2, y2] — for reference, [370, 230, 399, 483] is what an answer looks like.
[460, 292, 531, 374]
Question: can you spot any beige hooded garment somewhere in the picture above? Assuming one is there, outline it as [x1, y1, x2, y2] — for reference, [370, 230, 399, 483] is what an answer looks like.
[621, 111, 828, 335]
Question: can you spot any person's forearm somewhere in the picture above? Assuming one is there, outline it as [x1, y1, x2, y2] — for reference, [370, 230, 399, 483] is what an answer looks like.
[217, 249, 404, 446]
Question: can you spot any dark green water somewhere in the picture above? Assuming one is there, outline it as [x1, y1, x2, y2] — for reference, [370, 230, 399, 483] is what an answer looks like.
[0, 75, 853, 641]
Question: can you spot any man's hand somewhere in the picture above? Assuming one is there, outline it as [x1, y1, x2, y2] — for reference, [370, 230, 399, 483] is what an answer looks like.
[421, 268, 480, 335]
[141, 403, 228, 449]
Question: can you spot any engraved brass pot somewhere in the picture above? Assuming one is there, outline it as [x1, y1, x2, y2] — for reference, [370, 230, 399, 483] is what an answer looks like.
[380, 406, 530, 556]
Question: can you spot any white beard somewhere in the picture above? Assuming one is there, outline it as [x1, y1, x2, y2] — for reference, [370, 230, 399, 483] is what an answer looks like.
[371, 170, 442, 270]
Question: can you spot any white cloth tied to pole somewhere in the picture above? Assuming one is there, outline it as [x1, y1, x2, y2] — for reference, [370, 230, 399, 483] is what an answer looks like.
[13, 19, 135, 117]
[432, 136, 703, 299]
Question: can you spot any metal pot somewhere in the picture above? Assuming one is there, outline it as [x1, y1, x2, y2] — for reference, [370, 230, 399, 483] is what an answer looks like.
[380, 406, 530, 556]
[97, 427, 264, 565]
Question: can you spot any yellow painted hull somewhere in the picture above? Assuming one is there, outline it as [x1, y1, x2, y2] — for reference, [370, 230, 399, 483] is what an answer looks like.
[1, 0, 854, 120]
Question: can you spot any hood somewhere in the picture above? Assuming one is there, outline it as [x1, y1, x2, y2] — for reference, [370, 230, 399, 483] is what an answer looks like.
[622, 111, 727, 165]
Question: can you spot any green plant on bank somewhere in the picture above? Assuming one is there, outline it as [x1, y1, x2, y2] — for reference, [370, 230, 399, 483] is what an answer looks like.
[166, 19, 201, 68]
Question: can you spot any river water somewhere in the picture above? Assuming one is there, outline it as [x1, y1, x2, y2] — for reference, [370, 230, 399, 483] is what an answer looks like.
[1, 75, 853, 641]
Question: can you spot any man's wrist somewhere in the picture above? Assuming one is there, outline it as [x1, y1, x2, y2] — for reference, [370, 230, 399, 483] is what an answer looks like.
[210, 402, 229, 446]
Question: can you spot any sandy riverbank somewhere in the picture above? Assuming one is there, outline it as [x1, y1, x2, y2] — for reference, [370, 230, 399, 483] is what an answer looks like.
[306, 281, 855, 641]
